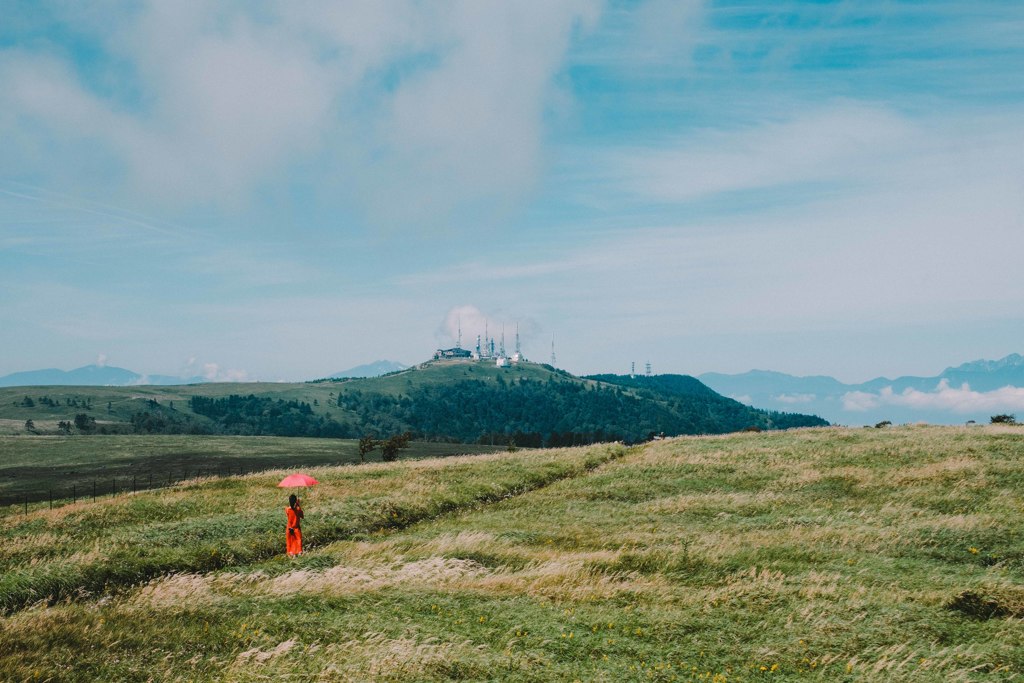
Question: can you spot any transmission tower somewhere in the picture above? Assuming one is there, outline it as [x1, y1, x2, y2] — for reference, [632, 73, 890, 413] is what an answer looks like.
[645, 361, 652, 377]
[550, 334, 556, 366]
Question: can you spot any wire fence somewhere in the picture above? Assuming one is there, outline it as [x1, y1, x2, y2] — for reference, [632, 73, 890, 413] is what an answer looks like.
[3, 463, 269, 515]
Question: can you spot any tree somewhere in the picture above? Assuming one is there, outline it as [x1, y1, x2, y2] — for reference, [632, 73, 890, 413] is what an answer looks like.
[358, 434, 378, 463]
[24, 419, 35, 433]
[21, 396, 34, 408]
[74, 413, 96, 432]
[57, 421, 72, 435]
[990, 414, 1017, 425]
[380, 433, 411, 462]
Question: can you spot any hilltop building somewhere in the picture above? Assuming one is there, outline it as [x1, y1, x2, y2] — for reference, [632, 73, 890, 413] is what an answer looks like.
[433, 320, 530, 367]
[433, 347, 472, 360]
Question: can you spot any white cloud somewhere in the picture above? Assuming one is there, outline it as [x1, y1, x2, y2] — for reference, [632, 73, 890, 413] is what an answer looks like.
[0, 1, 601, 227]
[201, 362, 250, 383]
[842, 380, 1024, 414]
[774, 393, 816, 404]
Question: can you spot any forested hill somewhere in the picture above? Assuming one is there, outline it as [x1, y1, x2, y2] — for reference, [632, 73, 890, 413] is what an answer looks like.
[1, 361, 827, 443]
[361, 368, 827, 444]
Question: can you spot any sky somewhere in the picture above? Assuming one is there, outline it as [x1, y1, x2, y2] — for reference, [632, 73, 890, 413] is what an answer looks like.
[1, 0, 1023, 385]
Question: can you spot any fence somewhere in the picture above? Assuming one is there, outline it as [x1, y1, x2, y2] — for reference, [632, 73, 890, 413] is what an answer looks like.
[3, 463, 267, 515]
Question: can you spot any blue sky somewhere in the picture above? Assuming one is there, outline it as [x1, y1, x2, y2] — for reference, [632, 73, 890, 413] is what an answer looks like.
[1, 0, 1022, 385]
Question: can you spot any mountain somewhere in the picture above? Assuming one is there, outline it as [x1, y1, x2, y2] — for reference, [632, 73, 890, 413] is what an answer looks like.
[0, 365, 204, 388]
[0, 360, 827, 441]
[699, 353, 1024, 426]
[330, 360, 408, 378]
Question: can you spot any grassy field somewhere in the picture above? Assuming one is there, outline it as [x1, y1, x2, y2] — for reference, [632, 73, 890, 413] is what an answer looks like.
[0, 435, 506, 507]
[0, 426, 1022, 681]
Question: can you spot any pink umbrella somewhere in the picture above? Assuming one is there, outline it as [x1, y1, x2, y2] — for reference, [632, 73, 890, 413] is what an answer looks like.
[277, 473, 319, 488]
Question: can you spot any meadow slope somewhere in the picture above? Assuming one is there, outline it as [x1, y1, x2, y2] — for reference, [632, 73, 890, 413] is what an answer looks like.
[1, 426, 1022, 681]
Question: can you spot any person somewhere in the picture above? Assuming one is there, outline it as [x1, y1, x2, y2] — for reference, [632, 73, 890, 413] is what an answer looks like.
[285, 493, 304, 556]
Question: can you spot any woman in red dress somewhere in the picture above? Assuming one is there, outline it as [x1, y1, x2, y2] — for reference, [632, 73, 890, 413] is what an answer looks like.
[286, 493, 304, 556]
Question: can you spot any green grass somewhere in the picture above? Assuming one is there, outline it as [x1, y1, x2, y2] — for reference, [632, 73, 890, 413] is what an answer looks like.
[1, 426, 1022, 681]
[0, 434, 505, 507]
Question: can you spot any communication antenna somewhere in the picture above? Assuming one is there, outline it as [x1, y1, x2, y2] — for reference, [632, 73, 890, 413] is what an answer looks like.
[484, 320, 489, 357]
[500, 325, 506, 357]
[645, 361, 652, 377]
[631, 361, 635, 378]
[551, 334, 556, 366]
[515, 323, 521, 355]
[457, 315, 462, 349]
[476, 334, 481, 357]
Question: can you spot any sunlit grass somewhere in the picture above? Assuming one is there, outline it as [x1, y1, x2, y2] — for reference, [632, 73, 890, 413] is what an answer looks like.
[1, 426, 1022, 681]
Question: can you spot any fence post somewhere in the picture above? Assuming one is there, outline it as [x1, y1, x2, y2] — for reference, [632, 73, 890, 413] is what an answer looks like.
[24, 494, 27, 516]
[149, 474, 153, 490]
[112, 478, 116, 497]
[49, 490, 52, 510]
[93, 481, 96, 502]
[73, 485, 76, 504]
[132, 476, 136, 493]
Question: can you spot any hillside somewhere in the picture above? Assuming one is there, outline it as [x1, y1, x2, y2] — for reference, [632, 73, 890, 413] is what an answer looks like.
[0, 361, 826, 443]
[1, 426, 1021, 680]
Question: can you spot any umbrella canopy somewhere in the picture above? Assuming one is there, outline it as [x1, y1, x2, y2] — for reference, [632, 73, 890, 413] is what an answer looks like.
[277, 473, 319, 488]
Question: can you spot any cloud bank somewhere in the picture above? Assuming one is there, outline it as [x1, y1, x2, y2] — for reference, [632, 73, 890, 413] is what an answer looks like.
[842, 380, 1024, 414]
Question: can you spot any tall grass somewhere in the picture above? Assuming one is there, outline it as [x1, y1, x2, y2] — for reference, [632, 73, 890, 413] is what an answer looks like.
[0, 444, 625, 614]
[1, 427, 1022, 681]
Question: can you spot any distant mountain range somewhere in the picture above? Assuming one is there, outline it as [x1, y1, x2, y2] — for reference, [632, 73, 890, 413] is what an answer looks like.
[0, 365, 204, 388]
[699, 353, 1024, 426]
[0, 359, 413, 388]
[4, 354, 1022, 426]
[330, 360, 409, 378]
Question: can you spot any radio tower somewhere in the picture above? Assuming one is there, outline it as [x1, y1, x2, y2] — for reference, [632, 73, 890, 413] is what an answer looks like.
[630, 361, 635, 378]
[645, 361, 652, 377]
[550, 334, 556, 366]
[515, 324, 521, 356]
[500, 324, 506, 357]
[457, 315, 462, 349]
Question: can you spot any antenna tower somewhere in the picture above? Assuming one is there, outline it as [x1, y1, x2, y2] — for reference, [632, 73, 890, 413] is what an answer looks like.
[645, 361, 652, 377]
[631, 361, 635, 378]
[500, 325, 506, 357]
[550, 334, 556, 366]
[457, 315, 462, 349]
[515, 323, 521, 355]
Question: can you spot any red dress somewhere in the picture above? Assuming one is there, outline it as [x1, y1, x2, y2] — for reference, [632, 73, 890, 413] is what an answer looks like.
[286, 505, 303, 556]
